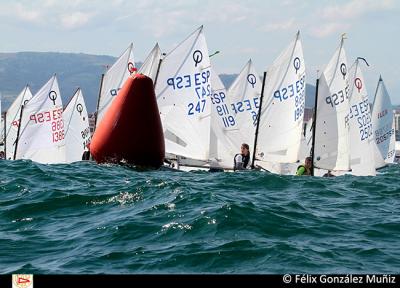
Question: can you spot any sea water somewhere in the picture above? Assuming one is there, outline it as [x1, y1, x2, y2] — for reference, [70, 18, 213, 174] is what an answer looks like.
[0, 160, 399, 274]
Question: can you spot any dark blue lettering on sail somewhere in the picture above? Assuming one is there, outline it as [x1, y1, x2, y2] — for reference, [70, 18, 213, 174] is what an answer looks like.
[165, 68, 211, 116]
[210, 91, 237, 128]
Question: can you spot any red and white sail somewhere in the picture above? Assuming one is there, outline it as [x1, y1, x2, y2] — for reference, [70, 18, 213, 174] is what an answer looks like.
[371, 76, 395, 168]
[96, 43, 135, 127]
[4, 85, 32, 160]
[16, 75, 65, 163]
[348, 59, 376, 176]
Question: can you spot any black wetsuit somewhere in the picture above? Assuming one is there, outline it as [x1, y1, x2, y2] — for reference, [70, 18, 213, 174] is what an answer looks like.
[234, 153, 250, 171]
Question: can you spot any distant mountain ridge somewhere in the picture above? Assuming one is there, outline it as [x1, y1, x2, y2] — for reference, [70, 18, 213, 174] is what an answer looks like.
[0, 52, 316, 112]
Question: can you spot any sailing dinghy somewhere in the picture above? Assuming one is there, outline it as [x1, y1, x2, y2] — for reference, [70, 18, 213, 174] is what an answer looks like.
[15, 75, 65, 164]
[253, 31, 306, 175]
[347, 58, 376, 176]
[227, 59, 262, 151]
[371, 76, 396, 168]
[155, 26, 212, 169]
[95, 43, 135, 128]
[311, 36, 351, 177]
[209, 67, 239, 170]
[4, 86, 32, 160]
[63, 88, 91, 163]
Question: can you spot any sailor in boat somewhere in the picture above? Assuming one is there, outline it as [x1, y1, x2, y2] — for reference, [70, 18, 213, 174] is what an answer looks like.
[233, 143, 250, 171]
[323, 170, 335, 177]
[296, 156, 312, 176]
[82, 143, 90, 161]
[0, 151, 4, 160]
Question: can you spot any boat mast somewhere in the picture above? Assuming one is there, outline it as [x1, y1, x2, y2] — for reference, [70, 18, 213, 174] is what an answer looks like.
[13, 105, 24, 160]
[251, 71, 267, 169]
[310, 76, 320, 176]
[372, 75, 382, 111]
[153, 56, 164, 88]
[3, 111, 6, 157]
[93, 73, 105, 129]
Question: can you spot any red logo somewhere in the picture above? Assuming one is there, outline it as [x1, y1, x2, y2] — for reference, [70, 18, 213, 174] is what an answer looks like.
[354, 78, 362, 93]
[12, 274, 33, 288]
[127, 61, 137, 74]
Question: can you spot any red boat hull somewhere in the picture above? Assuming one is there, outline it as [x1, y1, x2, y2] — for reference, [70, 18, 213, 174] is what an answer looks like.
[90, 74, 165, 168]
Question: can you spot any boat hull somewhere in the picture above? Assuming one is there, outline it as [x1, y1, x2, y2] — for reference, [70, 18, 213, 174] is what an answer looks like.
[90, 74, 165, 168]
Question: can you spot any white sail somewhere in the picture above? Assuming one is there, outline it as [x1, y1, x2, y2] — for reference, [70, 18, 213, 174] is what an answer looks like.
[209, 68, 240, 169]
[227, 59, 262, 151]
[63, 88, 91, 163]
[16, 75, 65, 164]
[4, 86, 32, 159]
[155, 26, 211, 161]
[347, 59, 376, 176]
[255, 31, 306, 169]
[138, 43, 162, 82]
[372, 76, 395, 168]
[313, 37, 350, 171]
[96, 43, 135, 127]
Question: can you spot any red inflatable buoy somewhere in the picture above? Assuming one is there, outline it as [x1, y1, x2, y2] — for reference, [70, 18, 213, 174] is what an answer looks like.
[90, 74, 165, 168]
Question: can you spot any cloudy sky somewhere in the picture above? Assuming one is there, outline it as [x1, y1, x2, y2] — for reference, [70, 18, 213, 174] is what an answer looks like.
[0, 0, 399, 104]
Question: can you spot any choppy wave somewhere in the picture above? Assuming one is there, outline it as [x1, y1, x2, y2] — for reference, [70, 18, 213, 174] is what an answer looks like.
[0, 160, 399, 273]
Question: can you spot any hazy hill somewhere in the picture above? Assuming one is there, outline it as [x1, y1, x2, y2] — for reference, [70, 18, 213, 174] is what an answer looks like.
[0, 52, 115, 112]
[0, 52, 316, 112]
